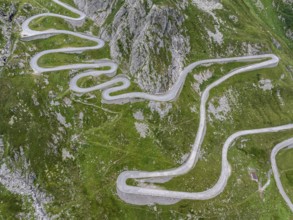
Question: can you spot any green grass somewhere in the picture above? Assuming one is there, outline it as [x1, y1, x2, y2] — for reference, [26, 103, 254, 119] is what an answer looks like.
[277, 149, 293, 200]
[0, 0, 293, 219]
[0, 184, 28, 218]
[37, 44, 110, 68]
[29, 16, 72, 31]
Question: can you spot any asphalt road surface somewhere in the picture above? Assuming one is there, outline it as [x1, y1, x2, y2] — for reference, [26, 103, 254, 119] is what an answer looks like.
[22, 0, 293, 209]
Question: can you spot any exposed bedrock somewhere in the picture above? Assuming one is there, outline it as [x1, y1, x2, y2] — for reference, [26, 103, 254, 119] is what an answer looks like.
[0, 3, 16, 67]
[74, 0, 190, 93]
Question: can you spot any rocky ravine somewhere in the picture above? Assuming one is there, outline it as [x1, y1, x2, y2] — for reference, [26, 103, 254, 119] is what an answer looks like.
[74, 0, 190, 93]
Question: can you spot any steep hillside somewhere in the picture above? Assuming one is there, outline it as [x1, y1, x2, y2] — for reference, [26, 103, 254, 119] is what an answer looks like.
[0, 0, 292, 219]
[74, 0, 293, 92]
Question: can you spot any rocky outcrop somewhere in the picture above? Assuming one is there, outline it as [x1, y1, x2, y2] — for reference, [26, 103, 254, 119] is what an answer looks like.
[0, 3, 16, 67]
[274, 0, 293, 41]
[0, 163, 51, 219]
[74, 0, 117, 26]
[74, 0, 190, 93]
[0, 147, 51, 219]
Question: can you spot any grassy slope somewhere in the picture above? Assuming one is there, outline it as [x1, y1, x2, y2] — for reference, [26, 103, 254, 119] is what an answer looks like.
[0, 184, 28, 218]
[0, 0, 292, 219]
[277, 149, 293, 202]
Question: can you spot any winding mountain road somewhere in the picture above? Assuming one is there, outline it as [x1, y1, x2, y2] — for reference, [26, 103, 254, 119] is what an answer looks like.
[22, 0, 293, 210]
[271, 138, 293, 212]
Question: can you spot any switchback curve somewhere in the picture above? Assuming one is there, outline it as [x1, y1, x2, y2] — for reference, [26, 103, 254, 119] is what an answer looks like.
[21, 0, 293, 210]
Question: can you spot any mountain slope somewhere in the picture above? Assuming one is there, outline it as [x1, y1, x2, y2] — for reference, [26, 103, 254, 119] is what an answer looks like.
[0, 0, 292, 219]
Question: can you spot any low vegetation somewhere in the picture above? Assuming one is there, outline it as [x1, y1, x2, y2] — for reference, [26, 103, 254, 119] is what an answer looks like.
[0, 0, 292, 219]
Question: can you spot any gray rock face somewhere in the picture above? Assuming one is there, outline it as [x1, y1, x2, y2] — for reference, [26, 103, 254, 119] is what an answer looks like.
[286, 29, 293, 40]
[0, 147, 51, 219]
[74, 0, 116, 26]
[0, 163, 51, 219]
[74, 0, 190, 93]
[0, 3, 16, 67]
